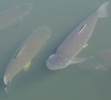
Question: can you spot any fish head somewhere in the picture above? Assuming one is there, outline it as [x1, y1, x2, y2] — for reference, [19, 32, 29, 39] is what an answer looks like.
[46, 54, 70, 70]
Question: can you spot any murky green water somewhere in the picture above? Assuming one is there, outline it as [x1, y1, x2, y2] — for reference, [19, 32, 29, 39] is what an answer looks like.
[0, 0, 111, 100]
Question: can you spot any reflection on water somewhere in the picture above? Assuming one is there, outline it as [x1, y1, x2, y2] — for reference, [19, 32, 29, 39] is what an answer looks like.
[46, 2, 109, 71]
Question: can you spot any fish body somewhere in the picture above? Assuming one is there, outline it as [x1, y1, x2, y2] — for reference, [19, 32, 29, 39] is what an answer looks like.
[0, 3, 33, 30]
[46, 2, 109, 70]
[4, 26, 51, 85]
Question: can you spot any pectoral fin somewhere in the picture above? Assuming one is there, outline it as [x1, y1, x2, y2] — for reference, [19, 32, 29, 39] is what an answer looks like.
[71, 57, 87, 64]
[24, 61, 31, 71]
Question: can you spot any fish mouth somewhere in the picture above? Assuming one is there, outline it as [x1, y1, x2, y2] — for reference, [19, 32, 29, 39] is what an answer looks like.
[46, 61, 60, 70]
[46, 54, 70, 70]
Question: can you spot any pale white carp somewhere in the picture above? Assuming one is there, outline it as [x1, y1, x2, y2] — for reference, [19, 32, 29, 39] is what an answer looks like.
[4, 26, 51, 85]
[46, 2, 109, 70]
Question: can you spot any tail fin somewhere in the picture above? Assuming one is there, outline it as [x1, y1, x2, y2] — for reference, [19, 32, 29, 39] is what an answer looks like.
[0, 78, 8, 98]
[97, 2, 109, 18]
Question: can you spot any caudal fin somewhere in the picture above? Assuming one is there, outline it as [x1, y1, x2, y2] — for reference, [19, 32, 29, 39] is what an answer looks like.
[97, 2, 109, 18]
[0, 78, 8, 98]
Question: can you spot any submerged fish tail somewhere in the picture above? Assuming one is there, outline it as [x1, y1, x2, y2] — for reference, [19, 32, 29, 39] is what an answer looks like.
[0, 78, 8, 98]
[0, 78, 7, 88]
[97, 2, 109, 18]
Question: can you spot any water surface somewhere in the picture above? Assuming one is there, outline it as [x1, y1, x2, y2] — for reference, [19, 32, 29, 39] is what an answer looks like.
[0, 0, 111, 100]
